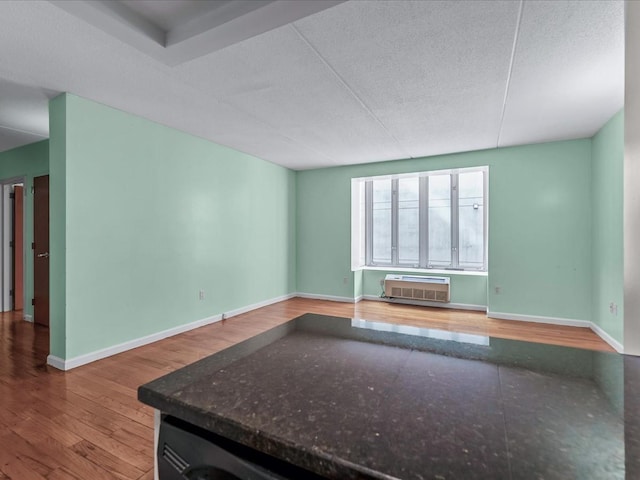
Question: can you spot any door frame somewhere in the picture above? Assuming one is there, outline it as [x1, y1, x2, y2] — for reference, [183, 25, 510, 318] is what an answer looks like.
[0, 176, 25, 313]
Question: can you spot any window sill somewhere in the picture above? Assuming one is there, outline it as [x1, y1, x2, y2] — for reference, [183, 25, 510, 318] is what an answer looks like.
[356, 266, 488, 277]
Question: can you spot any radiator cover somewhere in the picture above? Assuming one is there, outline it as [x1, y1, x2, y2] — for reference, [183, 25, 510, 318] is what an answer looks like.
[384, 274, 450, 303]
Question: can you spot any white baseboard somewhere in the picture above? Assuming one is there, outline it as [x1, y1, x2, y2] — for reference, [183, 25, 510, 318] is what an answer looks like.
[23, 314, 33, 322]
[295, 292, 358, 303]
[221, 293, 296, 319]
[366, 295, 486, 311]
[47, 354, 66, 370]
[487, 311, 591, 328]
[589, 322, 624, 353]
[46, 293, 296, 371]
[47, 313, 222, 371]
[487, 311, 624, 353]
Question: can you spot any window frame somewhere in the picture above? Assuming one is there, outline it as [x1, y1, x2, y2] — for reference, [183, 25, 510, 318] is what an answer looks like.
[362, 167, 488, 272]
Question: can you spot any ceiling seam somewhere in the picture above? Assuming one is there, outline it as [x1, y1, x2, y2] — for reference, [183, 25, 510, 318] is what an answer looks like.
[496, 0, 525, 148]
[289, 23, 412, 160]
[216, 97, 339, 167]
[131, 63, 339, 168]
[0, 124, 47, 137]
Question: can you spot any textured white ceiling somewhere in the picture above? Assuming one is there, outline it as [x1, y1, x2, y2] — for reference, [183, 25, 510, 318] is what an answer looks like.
[499, 0, 625, 147]
[292, 0, 521, 160]
[0, 0, 624, 170]
[0, 78, 51, 152]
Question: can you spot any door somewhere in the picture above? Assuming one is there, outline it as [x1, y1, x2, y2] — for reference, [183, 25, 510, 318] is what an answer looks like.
[33, 175, 49, 327]
[13, 185, 23, 310]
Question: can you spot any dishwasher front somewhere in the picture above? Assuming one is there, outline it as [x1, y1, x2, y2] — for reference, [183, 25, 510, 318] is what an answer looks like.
[157, 415, 325, 480]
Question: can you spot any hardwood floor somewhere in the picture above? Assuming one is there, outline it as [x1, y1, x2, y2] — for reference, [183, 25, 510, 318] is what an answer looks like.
[0, 299, 613, 479]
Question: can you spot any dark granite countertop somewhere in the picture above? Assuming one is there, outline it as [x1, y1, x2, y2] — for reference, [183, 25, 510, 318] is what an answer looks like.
[139, 313, 638, 479]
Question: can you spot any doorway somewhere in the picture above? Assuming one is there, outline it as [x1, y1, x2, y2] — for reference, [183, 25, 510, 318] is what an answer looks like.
[0, 175, 50, 367]
[0, 178, 25, 314]
[13, 184, 24, 311]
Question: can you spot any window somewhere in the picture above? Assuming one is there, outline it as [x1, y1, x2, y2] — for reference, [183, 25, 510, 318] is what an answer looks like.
[358, 167, 487, 271]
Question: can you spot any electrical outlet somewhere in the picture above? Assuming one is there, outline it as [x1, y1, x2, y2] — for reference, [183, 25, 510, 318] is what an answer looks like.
[495, 286, 501, 294]
[610, 302, 618, 315]
[199, 289, 205, 300]
[343, 277, 348, 285]
[379, 279, 385, 287]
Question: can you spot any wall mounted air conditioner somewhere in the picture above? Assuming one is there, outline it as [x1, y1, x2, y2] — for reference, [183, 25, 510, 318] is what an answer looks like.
[384, 274, 450, 303]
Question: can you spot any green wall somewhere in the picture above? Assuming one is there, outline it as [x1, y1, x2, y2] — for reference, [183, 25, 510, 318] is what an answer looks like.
[0, 140, 49, 318]
[487, 141, 591, 319]
[297, 139, 593, 321]
[49, 95, 67, 359]
[40, 92, 624, 360]
[49, 94, 296, 360]
[591, 111, 624, 344]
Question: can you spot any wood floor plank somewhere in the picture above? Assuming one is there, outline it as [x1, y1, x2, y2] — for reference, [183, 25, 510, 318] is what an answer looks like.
[33, 436, 119, 480]
[62, 375, 154, 427]
[63, 388, 152, 436]
[71, 440, 144, 480]
[10, 415, 83, 448]
[40, 389, 135, 437]
[136, 470, 154, 480]
[0, 432, 52, 480]
[46, 467, 82, 480]
[110, 427, 154, 455]
[49, 414, 150, 471]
